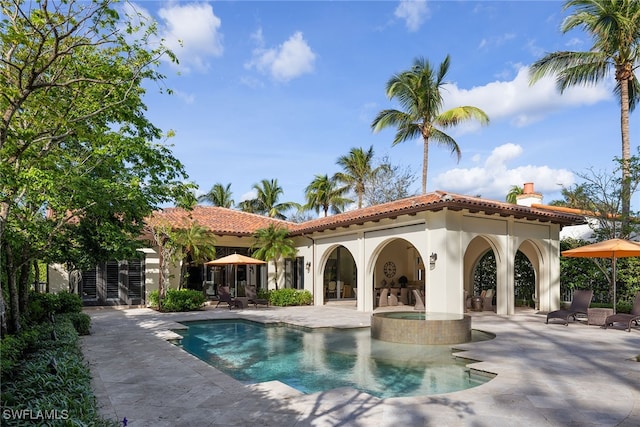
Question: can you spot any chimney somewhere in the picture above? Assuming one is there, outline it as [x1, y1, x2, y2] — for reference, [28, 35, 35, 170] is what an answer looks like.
[516, 182, 543, 207]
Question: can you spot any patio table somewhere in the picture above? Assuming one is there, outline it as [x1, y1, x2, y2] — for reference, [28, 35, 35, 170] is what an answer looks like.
[587, 308, 614, 326]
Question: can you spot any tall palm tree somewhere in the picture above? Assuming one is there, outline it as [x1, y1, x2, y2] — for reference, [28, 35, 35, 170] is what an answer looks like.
[248, 178, 300, 220]
[198, 183, 234, 208]
[172, 221, 216, 289]
[304, 174, 352, 217]
[506, 185, 524, 204]
[251, 224, 297, 290]
[335, 146, 381, 208]
[372, 55, 490, 194]
[529, 0, 640, 227]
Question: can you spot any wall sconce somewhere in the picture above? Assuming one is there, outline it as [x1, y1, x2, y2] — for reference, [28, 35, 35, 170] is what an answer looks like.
[305, 261, 311, 272]
[429, 252, 438, 268]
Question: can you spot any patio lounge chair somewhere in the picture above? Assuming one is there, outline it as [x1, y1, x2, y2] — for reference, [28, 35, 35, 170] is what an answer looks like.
[245, 285, 269, 308]
[604, 291, 640, 332]
[546, 289, 593, 325]
[216, 286, 243, 309]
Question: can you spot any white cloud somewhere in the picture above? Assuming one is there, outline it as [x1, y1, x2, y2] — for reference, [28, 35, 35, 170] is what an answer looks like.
[246, 31, 316, 82]
[394, 0, 430, 32]
[156, 3, 223, 73]
[441, 65, 612, 129]
[432, 143, 574, 200]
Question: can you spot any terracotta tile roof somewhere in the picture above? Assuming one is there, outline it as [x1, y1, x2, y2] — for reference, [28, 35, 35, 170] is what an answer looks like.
[288, 191, 586, 235]
[148, 206, 294, 236]
[147, 192, 586, 237]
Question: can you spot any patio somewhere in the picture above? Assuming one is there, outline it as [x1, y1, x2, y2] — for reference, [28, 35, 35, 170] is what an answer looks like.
[82, 305, 640, 426]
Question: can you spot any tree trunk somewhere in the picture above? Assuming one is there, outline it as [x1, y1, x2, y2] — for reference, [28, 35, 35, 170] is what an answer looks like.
[0, 293, 6, 337]
[4, 245, 21, 333]
[33, 260, 40, 293]
[18, 261, 30, 314]
[619, 76, 631, 234]
[422, 137, 429, 194]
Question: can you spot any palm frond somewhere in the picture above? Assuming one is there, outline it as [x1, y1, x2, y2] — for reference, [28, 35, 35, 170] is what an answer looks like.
[437, 106, 490, 127]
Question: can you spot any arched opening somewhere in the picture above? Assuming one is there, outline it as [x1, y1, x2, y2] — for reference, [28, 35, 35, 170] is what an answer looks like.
[464, 236, 499, 312]
[516, 240, 541, 309]
[372, 238, 424, 309]
[322, 246, 357, 301]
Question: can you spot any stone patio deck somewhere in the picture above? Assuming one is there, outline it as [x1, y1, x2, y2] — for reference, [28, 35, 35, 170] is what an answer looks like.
[82, 305, 640, 426]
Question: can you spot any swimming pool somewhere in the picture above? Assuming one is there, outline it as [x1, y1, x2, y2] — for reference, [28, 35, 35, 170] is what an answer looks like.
[173, 320, 494, 399]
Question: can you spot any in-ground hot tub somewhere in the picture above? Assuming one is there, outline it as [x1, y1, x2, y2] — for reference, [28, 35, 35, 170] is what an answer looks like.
[371, 312, 472, 345]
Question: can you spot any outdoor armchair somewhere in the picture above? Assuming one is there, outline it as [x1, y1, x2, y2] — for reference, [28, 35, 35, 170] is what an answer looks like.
[245, 285, 269, 308]
[216, 286, 243, 309]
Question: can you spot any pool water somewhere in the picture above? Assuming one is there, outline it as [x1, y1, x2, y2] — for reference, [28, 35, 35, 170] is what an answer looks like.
[173, 320, 493, 399]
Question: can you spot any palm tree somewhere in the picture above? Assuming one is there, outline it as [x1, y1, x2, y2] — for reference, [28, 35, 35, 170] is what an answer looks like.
[506, 185, 524, 204]
[248, 179, 299, 220]
[304, 174, 352, 217]
[335, 146, 381, 208]
[529, 0, 640, 227]
[198, 183, 234, 207]
[549, 184, 592, 208]
[372, 55, 490, 194]
[251, 224, 297, 290]
[172, 221, 216, 289]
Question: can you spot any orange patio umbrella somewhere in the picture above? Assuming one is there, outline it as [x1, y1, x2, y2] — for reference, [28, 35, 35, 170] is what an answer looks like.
[561, 238, 640, 313]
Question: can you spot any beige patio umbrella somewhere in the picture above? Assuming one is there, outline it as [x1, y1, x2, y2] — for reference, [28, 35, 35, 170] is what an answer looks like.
[204, 253, 266, 266]
[562, 238, 640, 313]
[205, 254, 266, 295]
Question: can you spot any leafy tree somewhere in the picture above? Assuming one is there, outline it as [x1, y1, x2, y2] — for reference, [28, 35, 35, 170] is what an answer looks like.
[335, 146, 381, 208]
[304, 174, 352, 217]
[560, 238, 609, 301]
[372, 55, 490, 194]
[287, 210, 316, 224]
[144, 222, 179, 309]
[506, 185, 524, 204]
[529, 0, 640, 228]
[363, 155, 417, 206]
[251, 224, 297, 290]
[555, 156, 640, 303]
[172, 220, 216, 289]
[0, 0, 193, 333]
[199, 183, 234, 207]
[562, 159, 640, 241]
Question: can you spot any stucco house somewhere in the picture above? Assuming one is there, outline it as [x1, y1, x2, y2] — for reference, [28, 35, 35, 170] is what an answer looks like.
[50, 185, 585, 315]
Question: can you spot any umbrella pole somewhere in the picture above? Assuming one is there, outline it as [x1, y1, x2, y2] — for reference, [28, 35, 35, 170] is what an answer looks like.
[612, 257, 617, 314]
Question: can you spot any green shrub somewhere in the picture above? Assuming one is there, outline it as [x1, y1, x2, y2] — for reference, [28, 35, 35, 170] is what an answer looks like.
[26, 291, 83, 323]
[269, 289, 313, 306]
[0, 318, 117, 426]
[60, 312, 91, 335]
[154, 289, 206, 312]
[148, 290, 159, 308]
[55, 291, 83, 313]
[26, 293, 60, 322]
[615, 300, 632, 314]
[257, 288, 270, 300]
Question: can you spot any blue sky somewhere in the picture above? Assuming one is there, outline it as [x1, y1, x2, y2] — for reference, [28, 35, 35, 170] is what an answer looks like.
[129, 0, 637, 213]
